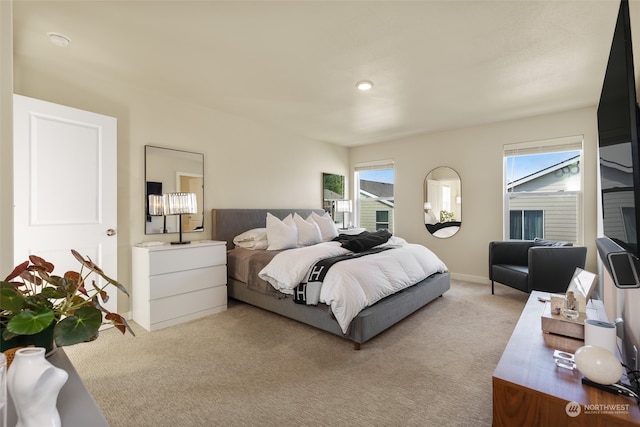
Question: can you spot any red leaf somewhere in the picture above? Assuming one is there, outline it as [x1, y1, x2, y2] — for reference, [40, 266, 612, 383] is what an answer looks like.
[28, 255, 54, 273]
[4, 260, 29, 281]
[19, 270, 42, 286]
[77, 284, 89, 297]
[71, 249, 104, 274]
[105, 312, 134, 336]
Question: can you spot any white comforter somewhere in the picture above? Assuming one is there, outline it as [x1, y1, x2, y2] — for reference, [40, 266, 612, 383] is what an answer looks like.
[258, 237, 448, 333]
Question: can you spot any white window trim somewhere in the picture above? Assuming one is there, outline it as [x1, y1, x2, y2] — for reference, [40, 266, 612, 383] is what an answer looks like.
[503, 135, 584, 244]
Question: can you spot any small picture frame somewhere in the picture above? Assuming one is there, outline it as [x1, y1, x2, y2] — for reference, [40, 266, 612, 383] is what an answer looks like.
[566, 267, 598, 313]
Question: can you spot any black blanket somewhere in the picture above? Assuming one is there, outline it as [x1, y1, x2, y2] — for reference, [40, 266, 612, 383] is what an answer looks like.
[293, 246, 392, 305]
[332, 229, 392, 252]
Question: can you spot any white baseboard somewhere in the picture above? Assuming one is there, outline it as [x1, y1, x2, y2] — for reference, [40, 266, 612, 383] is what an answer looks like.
[449, 272, 490, 285]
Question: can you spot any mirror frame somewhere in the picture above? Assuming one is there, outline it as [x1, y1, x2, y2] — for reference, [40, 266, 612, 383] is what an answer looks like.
[145, 145, 204, 235]
[424, 166, 461, 238]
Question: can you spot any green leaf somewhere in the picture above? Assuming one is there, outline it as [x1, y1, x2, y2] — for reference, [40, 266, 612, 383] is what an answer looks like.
[6, 308, 55, 335]
[2, 328, 18, 341]
[54, 306, 102, 347]
[0, 285, 25, 311]
[23, 295, 53, 311]
[40, 287, 66, 299]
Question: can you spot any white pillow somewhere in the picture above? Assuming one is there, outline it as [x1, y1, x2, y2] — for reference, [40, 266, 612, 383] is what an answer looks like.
[424, 211, 437, 225]
[233, 228, 268, 250]
[310, 211, 338, 241]
[266, 213, 298, 250]
[293, 213, 322, 247]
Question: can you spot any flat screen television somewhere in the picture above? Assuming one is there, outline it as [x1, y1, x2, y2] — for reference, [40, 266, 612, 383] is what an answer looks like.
[596, 0, 640, 288]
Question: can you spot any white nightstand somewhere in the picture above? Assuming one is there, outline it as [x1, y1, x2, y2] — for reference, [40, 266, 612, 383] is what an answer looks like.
[337, 227, 366, 235]
[132, 240, 227, 332]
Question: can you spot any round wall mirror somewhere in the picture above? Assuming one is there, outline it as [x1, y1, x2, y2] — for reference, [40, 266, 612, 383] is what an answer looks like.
[424, 167, 461, 238]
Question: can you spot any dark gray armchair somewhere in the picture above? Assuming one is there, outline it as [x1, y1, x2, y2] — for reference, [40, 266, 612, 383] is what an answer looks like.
[489, 239, 587, 294]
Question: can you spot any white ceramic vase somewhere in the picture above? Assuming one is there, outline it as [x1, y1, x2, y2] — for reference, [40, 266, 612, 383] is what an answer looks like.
[7, 347, 68, 427]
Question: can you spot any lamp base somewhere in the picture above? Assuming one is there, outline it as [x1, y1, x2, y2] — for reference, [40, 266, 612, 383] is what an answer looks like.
[171, 241, 191, 245]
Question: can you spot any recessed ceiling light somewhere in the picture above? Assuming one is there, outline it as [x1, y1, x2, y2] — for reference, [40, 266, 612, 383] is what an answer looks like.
[356, 80, 374, 91]
[47, 32, 71, 47]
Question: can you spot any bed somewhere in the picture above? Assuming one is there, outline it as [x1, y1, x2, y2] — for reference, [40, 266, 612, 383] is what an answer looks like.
[426, 221, 462, 238]
[211, 208, 450, 349]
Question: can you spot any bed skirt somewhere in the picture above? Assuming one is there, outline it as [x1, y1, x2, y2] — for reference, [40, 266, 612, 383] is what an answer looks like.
[228, 272, 450, 349]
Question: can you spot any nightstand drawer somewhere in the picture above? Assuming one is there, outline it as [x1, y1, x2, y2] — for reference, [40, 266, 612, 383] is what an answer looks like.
[148, 243, 225, 275]
[149, 265, 226, 300]
[149, 285, 227, 325]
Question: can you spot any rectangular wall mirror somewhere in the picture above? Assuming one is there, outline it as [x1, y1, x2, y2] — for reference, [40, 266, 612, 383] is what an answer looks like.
[145, 145, 204, 235]
[322, 173, 345, 221]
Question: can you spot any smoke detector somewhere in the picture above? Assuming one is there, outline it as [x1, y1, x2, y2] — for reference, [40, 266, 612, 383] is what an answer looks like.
[47, 32, 71, 47]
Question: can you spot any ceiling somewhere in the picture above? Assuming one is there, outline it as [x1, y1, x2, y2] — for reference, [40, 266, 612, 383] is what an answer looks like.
[11, 1, 631, 147]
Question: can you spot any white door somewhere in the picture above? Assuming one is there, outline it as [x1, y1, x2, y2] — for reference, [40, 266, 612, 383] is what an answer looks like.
[13, 94, 118, 313]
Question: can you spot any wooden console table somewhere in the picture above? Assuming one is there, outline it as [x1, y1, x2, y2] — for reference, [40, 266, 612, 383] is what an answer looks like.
[493, 291, 640, 426]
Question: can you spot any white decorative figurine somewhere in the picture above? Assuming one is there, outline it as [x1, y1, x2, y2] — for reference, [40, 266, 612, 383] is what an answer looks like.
[7, 347, 68, 427]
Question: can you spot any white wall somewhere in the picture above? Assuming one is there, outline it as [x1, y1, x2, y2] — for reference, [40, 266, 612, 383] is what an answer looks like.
[350, 107, 599, 283]
[12, 58, 348, 314]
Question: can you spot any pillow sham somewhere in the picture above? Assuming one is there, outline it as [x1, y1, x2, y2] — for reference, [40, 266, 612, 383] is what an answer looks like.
[310, 211, 339, 241]
[293, 213, 322, 246]
[266, 213, 298, 250]
[233, 228, 268, 250]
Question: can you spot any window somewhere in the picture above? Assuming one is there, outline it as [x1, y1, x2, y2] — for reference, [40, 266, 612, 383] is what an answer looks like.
[354, 160, 394, 233]
[504, 136, 583, 243]
[509, 210, 543, 240]
[375, 210, 390, 230]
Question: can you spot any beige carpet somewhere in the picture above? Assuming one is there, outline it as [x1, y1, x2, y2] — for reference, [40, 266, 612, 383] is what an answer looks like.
[65, 280, 527, 427]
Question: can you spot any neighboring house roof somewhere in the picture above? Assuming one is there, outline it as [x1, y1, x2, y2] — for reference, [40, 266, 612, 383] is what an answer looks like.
[360, 180, 393, 197]
[507, 155, 580, 191]
[323, 189, 343, 200]
[359, 179, 394, 208]
[600, 156, 634, 189]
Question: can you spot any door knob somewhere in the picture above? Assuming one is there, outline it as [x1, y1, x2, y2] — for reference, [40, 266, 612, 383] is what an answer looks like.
[106, 229, 116, 236]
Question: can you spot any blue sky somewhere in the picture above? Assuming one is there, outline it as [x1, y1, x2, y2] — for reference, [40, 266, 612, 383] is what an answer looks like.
[359, 169, 394, 184]
[506, 151, 579, 182]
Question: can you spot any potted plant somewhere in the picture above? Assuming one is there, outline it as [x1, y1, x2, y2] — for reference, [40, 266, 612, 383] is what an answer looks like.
[0, 249, 134, 352]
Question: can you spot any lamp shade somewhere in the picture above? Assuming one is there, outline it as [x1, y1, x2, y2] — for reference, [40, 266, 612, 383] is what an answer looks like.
[335, 200, 352, 213]
[148, 194, 165, 216]
[162, 192, 197, 215]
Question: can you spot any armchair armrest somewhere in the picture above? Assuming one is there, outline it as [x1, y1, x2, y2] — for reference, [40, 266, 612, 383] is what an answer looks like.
[528, 246, 587, 293]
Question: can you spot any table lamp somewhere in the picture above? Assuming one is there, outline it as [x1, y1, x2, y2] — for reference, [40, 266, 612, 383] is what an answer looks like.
[162, 192, 198, 244]
[335, 199, 352, 230]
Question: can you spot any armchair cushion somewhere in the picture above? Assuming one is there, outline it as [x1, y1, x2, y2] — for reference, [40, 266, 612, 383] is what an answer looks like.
[491, 264, 529, 293]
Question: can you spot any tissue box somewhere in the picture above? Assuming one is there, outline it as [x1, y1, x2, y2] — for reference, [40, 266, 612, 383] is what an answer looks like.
[541, 300, 603, 340]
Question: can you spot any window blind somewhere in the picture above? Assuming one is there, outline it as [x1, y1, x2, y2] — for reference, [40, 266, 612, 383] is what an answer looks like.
[354, 159, 395, 171]
[504, 135, 583, 157]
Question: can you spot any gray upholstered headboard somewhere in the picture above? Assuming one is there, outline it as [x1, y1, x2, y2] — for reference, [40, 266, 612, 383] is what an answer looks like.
[211, 208, 326, 249]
